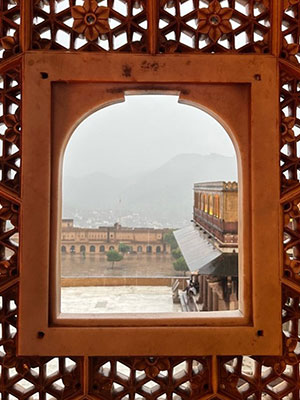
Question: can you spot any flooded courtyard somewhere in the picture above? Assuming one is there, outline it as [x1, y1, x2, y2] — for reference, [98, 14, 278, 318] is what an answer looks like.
[60, 254, 186, 314]
[61, 286, 182, 313]
[61, 253, 179, 278]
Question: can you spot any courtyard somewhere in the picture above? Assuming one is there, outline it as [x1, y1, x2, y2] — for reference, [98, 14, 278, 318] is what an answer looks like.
[61, 285, 182, 313]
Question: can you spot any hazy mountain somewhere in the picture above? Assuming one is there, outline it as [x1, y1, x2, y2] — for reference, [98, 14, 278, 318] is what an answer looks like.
[119, 153, 237, 224]
[63, 172, 126, 210]
[63, 153, 237, 227]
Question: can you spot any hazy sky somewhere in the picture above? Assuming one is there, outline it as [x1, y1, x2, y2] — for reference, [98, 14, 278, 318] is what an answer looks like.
[63, 95, 236, 178]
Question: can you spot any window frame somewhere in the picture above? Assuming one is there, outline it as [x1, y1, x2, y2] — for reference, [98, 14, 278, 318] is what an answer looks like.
[19, 52, 281, 357]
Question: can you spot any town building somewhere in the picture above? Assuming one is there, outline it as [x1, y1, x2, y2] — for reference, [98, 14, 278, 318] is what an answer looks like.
[61, 220, 171, 255]
[174, 181, 238, 311]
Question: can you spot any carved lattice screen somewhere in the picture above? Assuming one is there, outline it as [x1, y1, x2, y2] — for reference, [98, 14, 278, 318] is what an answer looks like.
[0, 0, 298, 398]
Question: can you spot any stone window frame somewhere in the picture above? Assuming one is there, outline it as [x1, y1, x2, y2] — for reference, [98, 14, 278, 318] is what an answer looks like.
[18, 52, 280, 357]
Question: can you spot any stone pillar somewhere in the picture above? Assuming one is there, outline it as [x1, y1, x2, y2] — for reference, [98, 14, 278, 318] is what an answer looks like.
[207, 285, 213, 311]
[213, 290, 219, 311]
[198, 275, 204, 304]
[229, 277, 238, 310]
[208, 278, 226, 311]
[202, 276, 208, 311]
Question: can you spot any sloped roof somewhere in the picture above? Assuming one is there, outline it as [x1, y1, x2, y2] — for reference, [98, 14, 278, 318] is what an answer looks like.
[174, 225, 238, 277]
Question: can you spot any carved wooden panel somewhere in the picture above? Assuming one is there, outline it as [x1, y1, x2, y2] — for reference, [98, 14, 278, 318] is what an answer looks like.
[0, 0, 21, 61]
[280, 69, 300, 194]
[0, 63, 21, 194]
[282, 195, 300, 284]
[218, 285, 300, 399]
[32, 0, 148, 53]
[89, 357, 212, 398]
[0, 193, 19, 285]
[0, 0, 299, 398]
[281, 0, 300, 65]
[157, 0, 270, 54]
[0, 284, 83, 399]
[30, 0, 272, 55]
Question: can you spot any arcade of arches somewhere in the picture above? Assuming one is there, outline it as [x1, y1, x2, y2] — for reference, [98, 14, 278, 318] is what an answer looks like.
[60, 220, 169, 255]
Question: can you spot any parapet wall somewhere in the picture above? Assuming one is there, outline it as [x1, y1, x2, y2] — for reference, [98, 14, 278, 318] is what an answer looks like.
[61, 276, 187, 289]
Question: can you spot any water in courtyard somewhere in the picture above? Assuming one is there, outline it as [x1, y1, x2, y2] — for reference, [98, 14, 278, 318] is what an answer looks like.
[61, 286, 182, 313]
[61, 253, 178, 278]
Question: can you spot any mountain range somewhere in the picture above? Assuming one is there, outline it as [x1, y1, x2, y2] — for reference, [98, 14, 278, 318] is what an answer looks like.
[63, 153, 237, 227]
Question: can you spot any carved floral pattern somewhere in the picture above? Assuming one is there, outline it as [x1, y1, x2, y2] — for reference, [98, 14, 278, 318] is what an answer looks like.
[218, 285, 300, 399]
[281, 113, 296, 144]
[32, 0, 148, 52]
[280, 69, 300, 193]
[90, 357, 211, 398]
[281, 0, 300, 63]
[283, 197, 300, 283]
[0, 31, 20, 59]
[0, 196, 19, 284]
[281, 39, 299, 64]
[0, 65, 21, 194]
[0, 0, 20, 62]
[283, 0, 300, 11]
[30, 0, 273, 54]
[71, 0, 110, 41]
[158, 0, 270, 53]
[198, 0, 233, 42]
[0, 285, 83, 398]
[133, 357, 171, 377]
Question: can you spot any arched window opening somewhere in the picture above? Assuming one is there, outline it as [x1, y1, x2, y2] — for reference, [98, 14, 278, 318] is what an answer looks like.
[209, 195, 213, 216]
[213, 195, 220, 218]
[194, 192, 198, 210]
[204, 195, 208, 213]
[60, 95, 238, 315]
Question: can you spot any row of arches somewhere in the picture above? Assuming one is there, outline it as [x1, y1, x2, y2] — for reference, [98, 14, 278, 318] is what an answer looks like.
[61, 245, 163, 254]
[194, 192, 220, 218]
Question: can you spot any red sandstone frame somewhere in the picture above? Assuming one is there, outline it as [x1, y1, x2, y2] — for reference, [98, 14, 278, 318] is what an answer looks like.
[19, 52, 281, 356]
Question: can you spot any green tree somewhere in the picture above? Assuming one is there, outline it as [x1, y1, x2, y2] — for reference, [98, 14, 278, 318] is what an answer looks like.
[119, 243, 131, 254]
[163, 230, 178, 250]
[173, 256, 189, 276]
[171, 247, 182, 259]
[106, 250, 123, 268]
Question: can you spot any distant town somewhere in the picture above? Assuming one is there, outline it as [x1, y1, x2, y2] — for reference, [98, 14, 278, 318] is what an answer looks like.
[62, 153, 237, 229]
[63, 208, 180, 230]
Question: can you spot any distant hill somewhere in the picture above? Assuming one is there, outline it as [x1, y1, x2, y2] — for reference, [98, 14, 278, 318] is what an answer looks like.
[63, 172, 126, 210]
[63, 153, 237, 227]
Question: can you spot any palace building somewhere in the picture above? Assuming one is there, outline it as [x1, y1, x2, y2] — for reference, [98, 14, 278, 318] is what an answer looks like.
[61, 220, 171, 255]
[193, 181, 238, 250]
[174, 181, 238, 311]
